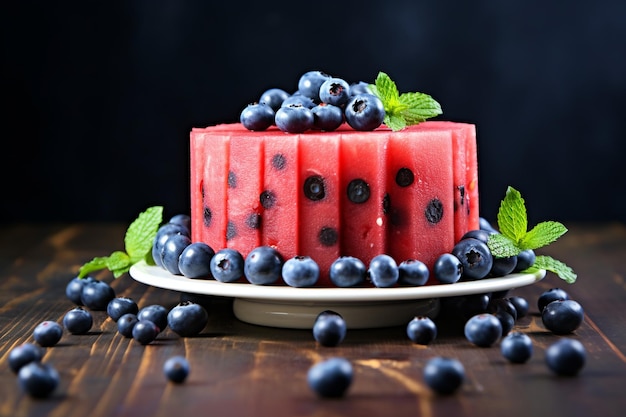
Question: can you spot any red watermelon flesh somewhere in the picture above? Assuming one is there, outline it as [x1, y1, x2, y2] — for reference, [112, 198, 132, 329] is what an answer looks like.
[190, 122, 479, 286]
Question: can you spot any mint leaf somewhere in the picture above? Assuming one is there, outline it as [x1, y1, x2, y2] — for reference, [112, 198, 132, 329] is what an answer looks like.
[78, 256, 110, 278]
[532, 255, 577, 284]
[519, 221, 568, 250]
[370, 72, 442, 131]
[125, 206, 163, 263]
[496, 186, 528, 242]
[487, 233, 521, 258]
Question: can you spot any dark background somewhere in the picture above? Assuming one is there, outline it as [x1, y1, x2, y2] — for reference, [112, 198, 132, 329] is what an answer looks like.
[2, 0, 625, 226]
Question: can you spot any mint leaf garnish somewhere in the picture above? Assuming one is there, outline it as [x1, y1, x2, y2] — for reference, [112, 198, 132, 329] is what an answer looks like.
[487, 187, 577, 283]
[369, 72, 442, 131]
[78, 206, 163, 279]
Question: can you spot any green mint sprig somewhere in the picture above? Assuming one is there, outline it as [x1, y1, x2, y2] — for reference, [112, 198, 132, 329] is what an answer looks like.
[78, 206, 163, 278]
[368, 72, 442, 131]
[487, 187, 577, 283]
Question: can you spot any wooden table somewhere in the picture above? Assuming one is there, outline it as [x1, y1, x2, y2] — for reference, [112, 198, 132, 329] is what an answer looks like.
[1, 222, 625, 417]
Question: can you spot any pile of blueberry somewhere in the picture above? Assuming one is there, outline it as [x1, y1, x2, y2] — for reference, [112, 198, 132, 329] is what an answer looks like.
[240, 70, 385, 133]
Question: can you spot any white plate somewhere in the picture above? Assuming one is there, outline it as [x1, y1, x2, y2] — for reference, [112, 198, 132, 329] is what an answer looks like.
[129, 261, 545, 329]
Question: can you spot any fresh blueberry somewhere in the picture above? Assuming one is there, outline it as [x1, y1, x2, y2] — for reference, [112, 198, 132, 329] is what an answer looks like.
[464, 314, 502, 347]
[137, 304, 169, 333]
[537, 287, 570, 312]
[500, 331, 533, 363]
[178, 242, 215, 279]
[312, 311, 347, 347]
[167, 301, 209, 337]
[490, 255, 518, 277]
[107, 297, 139, 322]
[117, 313, 139, 338]
[282, 256, 320, 287]
[210, 248, 245, 283]
[80, 279, 116, 311]
[8, 343, 44, 374]
[541, 299, 584, 334]
[18, 362, 60, 398]
[244, 246, 283, 285]
[433, 253, 463, 284]
[62, 307, 93, 335]
[280, 94, 316, 109]
[423, 357, 465, 395]
[153, 222, 191, 268]
[311, 103, 344, 131]
[479, 217, 499, 233]
[132, 320, 160, 345]
[307, 357, 353, 398]
[508, 296, 529, 319]
[319, 77, 351, 106]
[460, 229, 492, 244]
[329, 256, 367, 287]
[452, 238, 493, 280]
[398, 259, 429, 286]
[275, 104, 314, 133]
[297, 70, 331, 102]
[259, 87, 290, 111]
[33, 320, 63, 347]
[439, 293, 490, 320]
[161, 234, 192, 275]
[344, 93, 385, 131]
[545, 338, 586, 376]
[406, 316, 437, 345]
[349, 81, 370, 96]
[488, 297, 518, 321]
[163, 356, 190, 383]
[65, 276, 96, 305]
[168, 213, 191, 233]
[367, 254, 399, 288]
[240, 102, 275, 131]
[514, 249, 536, 272]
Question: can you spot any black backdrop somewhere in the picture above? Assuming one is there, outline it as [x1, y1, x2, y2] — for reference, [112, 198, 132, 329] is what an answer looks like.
[3, 0, 626, 226]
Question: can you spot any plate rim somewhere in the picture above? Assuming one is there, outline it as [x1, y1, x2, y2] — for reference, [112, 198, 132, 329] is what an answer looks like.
[129, 261, 546, 303]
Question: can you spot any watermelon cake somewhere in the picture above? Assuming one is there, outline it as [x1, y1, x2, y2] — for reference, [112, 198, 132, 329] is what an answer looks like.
[189, 121, 479, 287]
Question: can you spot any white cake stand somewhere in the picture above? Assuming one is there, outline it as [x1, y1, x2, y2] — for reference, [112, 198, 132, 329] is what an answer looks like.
[129, 261, 545, 329]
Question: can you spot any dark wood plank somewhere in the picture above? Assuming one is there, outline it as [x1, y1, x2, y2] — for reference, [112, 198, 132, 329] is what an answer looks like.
[1, 223, 625, 417]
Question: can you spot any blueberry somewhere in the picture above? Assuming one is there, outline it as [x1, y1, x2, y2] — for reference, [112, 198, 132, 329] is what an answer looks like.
[488, 297, 518, 321]
[307, 357, 353, 398]
[280, 94, 316, 109]
[514, 249, 536, 272]
[297, 70, 331, 102]
[80, 279, 116, 311]
[167, 301, 209, 337]
[311, 103, 344, 131]
[164, 356, 190, 383]
[433, 253, 463, 284]
[210, 248, 245, 283]
[460, 229, 492, 244]
[8, 343, 44, 374]
[178, 242, 215, 279]
[329, 256, 367, 287]
[117, 313, 139, 338]
[153, 223, 191, 268]
[541, 299, 584, 334]
[500, 331, 533, 363]
[464, 314, 502, 347]
[240, 102, 275, 131]
[319, 77, 351, 106]
[18, 362, 60, 398]
[168, 214, 191, 233]
[545, 338, 586, 376]
[349, 81, 370, 96]
[406, 316, 437, 345]
[33, 320, 63, 347]
[132, 320, 160, 345]
[259, 87, 290, 111]
[423, 357, 465, 395]
[451, 238, 493, 280]
[344, 93, 385, 131]
[275, 104, 314, 133]
[243, 246, 283, 285]
[107, 297, 139, 322]
[312, 311, 347, 347]
[398, 259, 429, 286]
[137, 304, 169, 333]
[62, 307, 93, 335]
[282, 256, 320, 287]
[537, 287, 570, 312]
[65, 276, 95, 305]
[368, 254, 399, 288]
[490, 255, 518, 277]
[479, 217, 498, 233]
[161, 234, 192, 275]
[439, 293, 490, 320]
[508, 296, 529, 319]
